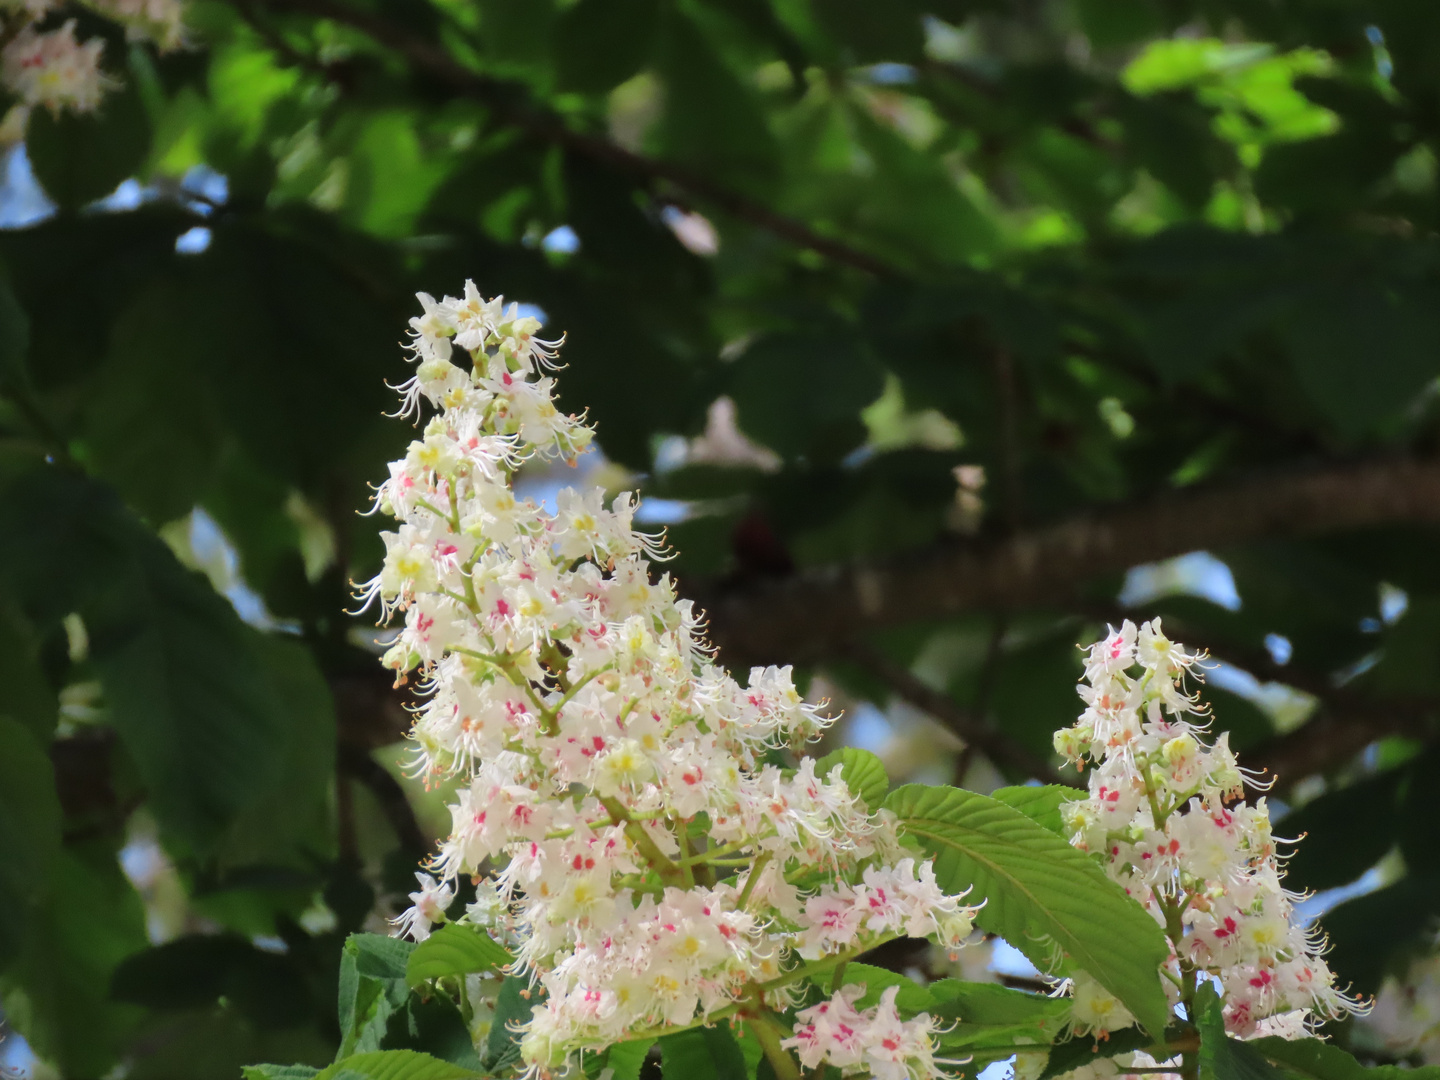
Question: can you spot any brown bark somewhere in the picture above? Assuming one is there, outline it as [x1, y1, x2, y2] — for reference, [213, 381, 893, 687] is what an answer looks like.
[691, 457, 1440, 670]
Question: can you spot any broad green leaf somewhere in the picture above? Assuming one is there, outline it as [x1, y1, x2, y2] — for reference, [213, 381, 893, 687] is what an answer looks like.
[928, 979, 1071, 1031]
[990, 785, 1084, 835]
[1039, 1027, 1154, 1080]
[483, 975, 536, 1071]
[338, 935, 417, 1057]
[243, 1067, 322, 1080]
[593, 1038, 654, 1080]
[885, 784, 1171, 1037]
[0, 843, 149, 1077]
[1280, 280, 1440, 438]
[0, 465, 295, 856]
[0, 273, 31, 391]
[0, 602, 58, 742]
[314, 1050, 480, 1080]
[553, 0, 659, 94]
[406, 924, 513, 988]
[0, 718, 61, 966]
[1196, 984, 1286, 1080]
[27, 71, 152, 210]
[352, 934, 417, 981]
[928, 980, 1070, 1060]
[382, 996, 484, 1071]
[1248, 1035, 1440, 1080]
[659, 1025, 747, 1080]
[839, 963, 935, 1013]
[815, 747, 889, 812]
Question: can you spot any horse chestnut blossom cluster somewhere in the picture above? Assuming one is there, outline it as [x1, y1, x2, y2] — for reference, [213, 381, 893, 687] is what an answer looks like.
[784, 986, 952, 1080]
[363, 283, 981, 1077]
[1, 0, 183, 126]
[1054, 620, 1361, 1039]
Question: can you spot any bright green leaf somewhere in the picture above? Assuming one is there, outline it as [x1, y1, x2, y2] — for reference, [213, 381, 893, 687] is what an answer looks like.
[885, 783, 1171, 1037]
[406, 924, 513, 988]
[815, 747, 889, 812]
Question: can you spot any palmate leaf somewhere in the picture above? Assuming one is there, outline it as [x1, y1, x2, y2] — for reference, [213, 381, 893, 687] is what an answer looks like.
[885, 784, 1171, 1037]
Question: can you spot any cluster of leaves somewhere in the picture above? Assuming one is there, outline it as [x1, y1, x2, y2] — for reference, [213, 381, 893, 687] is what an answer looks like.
[4, 0, 1440, 1074]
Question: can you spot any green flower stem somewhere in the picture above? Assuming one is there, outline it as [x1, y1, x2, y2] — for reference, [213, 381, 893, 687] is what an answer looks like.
[746, 1011, 802, 1080]
[758, 934, 900, 993]
[736, 852, 772, 909]
[600, 795, 683, 881]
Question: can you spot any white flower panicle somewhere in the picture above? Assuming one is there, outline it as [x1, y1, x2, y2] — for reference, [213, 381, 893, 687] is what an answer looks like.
[783, 985, 957, 1080]
[365, 284, 981, 1078]
[0, 0, 185, 126]
[1055, 619, 1362, 1038]
[1, 20, 109, 114]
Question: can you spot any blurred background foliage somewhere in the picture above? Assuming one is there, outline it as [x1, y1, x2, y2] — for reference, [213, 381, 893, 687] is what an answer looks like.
[4, 0, 1440, 1075]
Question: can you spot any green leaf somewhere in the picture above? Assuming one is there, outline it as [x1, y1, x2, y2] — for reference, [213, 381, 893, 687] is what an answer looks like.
[483, 975, 536, 1071]
[111, 933, 316, 1029]
[351, 934, 416, 982]
[553, 0, 660, 94]
[1248, 1035, 1440, 1080]
[929, 979, 1071, 1030]
[928, 981, 1071, 1061]
[0, 717, 62, 967]
[26, 73, 152, 210]
[1196, 984, 1287, 1080]
[659, 1025, 747, 1080]
[0, 464, 298, 857]
[84, 525, 292, 857]
[840, 963, 935, 1013]
[1280, 279, 1440, 438]
[1039, 1027, 1153, 1080]
[1275, 769, 1402, 892]
[0, 843, 149, 1077]
[884, 783, 1171, 1037]
[595, 1038, 655, 1080]
[314, 1050, 480, 1080]
[243, 1067, 323, 1080]
[990, 785, 1084, 835]
[0, 272, 32, 391]
[338, 934, 417, 1057]
[406, 924, 513, 988]
[0, 602, 58, 742]
[815, 747, 889, 812]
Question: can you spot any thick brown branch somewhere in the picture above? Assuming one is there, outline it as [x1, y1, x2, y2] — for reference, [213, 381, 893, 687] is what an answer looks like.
[695, 456, 1440, 670]
[842, 640, 1075, 787]
[247, 0, 893, 275]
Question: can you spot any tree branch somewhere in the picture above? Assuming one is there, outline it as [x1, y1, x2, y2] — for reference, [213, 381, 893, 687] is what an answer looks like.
[841, 639, 1075, 786]
[694, 456, 1440, 670]
[246, 0, 894, 275]
[1248, 696, 1435, 790]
